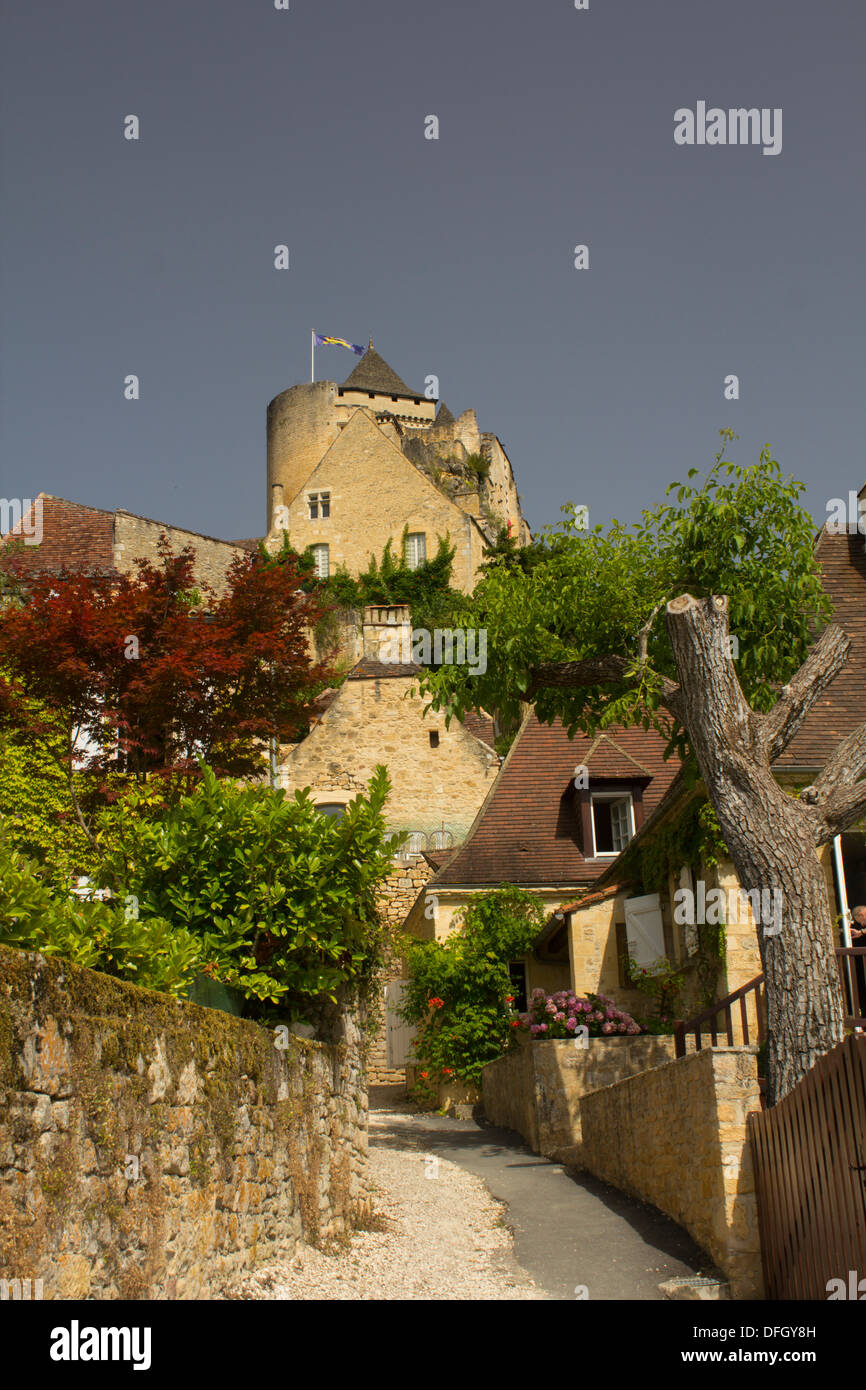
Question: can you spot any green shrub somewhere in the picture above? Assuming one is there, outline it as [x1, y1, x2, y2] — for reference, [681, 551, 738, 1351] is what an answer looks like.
[98, 763, 397, 1017]
[0, 827, 202, 996]
[400, 886, 546, 1087]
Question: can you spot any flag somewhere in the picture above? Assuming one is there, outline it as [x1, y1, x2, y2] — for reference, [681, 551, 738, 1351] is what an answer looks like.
[313, 333, 364, 355]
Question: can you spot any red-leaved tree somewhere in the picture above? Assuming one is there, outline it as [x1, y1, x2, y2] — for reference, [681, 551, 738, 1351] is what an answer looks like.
[0, 538, 334, 844]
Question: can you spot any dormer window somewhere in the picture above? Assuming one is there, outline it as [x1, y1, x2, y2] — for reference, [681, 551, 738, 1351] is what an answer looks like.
[590, 792, 635, 857]
[308, 491, 330, 520]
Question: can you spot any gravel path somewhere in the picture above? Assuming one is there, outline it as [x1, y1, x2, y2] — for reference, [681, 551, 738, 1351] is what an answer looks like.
[228, 1108, 546, 1300]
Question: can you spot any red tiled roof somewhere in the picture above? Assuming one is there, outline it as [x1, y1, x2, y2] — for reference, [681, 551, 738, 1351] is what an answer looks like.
[584, 733, 652, 778]
[460, 710, 497, 747]
[432, 714, 680, 888]
[559, 881, 635, 915]
[1, 495, 117, 578]
[775, 529, 866, 770]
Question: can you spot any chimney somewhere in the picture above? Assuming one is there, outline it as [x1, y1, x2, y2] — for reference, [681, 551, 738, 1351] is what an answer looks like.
[362, 603, 412, 662]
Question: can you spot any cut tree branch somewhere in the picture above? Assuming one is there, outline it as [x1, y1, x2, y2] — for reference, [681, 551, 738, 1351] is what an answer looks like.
[759, 624, 851, 763]
[815, 779, 866, 842]
[527, 652, 682, 716]
[801, 718, 866, 805]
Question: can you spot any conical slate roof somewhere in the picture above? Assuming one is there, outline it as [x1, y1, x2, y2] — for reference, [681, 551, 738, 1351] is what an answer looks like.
[435, 401, 456, 427]
[342, 342, 419, 398]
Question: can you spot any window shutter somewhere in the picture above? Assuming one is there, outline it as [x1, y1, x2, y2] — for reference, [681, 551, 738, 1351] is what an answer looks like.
[624, 893, 666, 966]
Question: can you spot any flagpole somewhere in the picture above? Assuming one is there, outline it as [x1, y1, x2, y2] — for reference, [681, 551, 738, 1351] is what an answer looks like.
[311, 331, 314, 383]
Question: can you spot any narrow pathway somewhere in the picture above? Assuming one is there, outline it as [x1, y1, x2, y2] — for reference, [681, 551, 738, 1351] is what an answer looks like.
[370, 1087, 711, 1300]
[229, 1089, 712, 1300]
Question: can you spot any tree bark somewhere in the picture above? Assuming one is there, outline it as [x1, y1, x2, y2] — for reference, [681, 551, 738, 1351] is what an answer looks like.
[530, 593, 866, 1104]
[663, 595, 847, 1106]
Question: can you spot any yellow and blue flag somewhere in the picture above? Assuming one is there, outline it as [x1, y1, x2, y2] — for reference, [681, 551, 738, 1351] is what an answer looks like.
[314, 333, 364, 355]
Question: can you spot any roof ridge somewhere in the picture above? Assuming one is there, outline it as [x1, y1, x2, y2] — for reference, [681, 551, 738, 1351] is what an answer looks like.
[585, 732, 653, 776]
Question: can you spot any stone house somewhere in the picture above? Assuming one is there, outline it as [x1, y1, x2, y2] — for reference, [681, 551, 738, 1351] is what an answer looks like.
[266, 342, 529, 589]
[276, 603, 501, 1083]
[400, 712, 683, 1017]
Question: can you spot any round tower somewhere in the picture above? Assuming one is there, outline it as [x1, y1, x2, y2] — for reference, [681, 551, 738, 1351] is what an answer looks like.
[266, 380, 342, 531]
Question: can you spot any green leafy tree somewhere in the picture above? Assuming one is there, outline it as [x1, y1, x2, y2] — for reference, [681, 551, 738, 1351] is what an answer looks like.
[416, 437, 865, 1104]
[400, 886, 546, 1088]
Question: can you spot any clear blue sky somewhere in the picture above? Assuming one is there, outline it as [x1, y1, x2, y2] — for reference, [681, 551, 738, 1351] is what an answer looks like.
[1, 0, 863, 540]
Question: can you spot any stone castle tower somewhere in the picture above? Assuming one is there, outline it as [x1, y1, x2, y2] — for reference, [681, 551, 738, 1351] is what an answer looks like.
[265, 342, 529, 591]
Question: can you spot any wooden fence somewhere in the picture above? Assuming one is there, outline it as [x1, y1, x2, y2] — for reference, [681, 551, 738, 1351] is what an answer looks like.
[748, 1034, 866, 1300]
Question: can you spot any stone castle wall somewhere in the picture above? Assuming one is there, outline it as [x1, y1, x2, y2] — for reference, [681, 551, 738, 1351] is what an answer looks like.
[267, 381, 343, 521]
[279, 410, 487, 593]
[0, 946, 370, 1300]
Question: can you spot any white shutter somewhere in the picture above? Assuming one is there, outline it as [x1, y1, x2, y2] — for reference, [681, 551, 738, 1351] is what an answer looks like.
[624, 893, 666, 966]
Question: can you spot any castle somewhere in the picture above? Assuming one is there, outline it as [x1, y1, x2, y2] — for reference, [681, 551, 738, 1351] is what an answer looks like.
[265, 341, 529, 586]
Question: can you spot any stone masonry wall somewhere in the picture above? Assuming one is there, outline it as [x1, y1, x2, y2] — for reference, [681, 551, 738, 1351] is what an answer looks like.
[0, 946, 370, 1300]
[114, 513, 249, 600]
[578, 1047, 764, 1298]
[281, 410, 486, 593]
[482, 1035, 677, 1156]
[278, 672, 499, 843]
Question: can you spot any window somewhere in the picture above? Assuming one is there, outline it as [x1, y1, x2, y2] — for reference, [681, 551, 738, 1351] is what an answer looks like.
[312, 543, 329, 578]
[590, 792, 634, 857]
[429, 829, 453, 850]
[429, 730, 439, 748]
[316, 803, 346, 821]
[308, 492, 330, 520]
[404, 532, 426, 570]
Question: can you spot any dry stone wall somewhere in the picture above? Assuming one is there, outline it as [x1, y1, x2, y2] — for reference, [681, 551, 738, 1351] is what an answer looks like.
[0, 946, 370, 1300]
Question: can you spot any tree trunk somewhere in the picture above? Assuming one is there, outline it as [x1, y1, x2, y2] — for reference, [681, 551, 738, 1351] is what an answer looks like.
[664, 595, 844, 1105]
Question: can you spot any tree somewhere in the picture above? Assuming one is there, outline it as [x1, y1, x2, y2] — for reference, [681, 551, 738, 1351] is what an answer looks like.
[417, 437, 865, 1104]
[0, 538, 334, 847]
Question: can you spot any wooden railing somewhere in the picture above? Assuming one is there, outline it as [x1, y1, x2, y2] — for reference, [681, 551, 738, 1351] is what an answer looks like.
[674, 947, 866, 1059]
[674, 974, 766, 1058]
